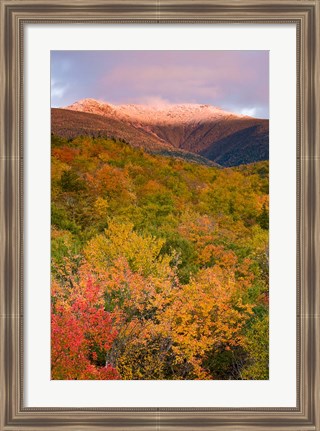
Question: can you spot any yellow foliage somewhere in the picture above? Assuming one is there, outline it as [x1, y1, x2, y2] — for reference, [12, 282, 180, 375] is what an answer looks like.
[160, 266, 253, 378]
[84, 220, 172, 278]
[51, 158, 70, 181]
[93, 197, 109, 219]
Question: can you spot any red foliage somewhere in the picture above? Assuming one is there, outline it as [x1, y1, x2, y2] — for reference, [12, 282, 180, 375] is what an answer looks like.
[51, 275, 119, 380]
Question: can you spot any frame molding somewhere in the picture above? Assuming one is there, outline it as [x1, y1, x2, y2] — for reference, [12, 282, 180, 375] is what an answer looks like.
[0, 1, 319, 429]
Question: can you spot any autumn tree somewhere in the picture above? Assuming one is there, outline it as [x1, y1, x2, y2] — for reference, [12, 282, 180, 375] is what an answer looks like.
[51, 271, 119, 380]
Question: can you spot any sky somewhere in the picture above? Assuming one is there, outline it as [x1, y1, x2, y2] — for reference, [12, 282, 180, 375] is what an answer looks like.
[51, 50, 269, 119]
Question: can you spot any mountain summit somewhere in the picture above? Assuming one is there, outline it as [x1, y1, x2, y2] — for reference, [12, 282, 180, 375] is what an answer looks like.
[52, 99, 269, 167]
[64, 98, 248, 125]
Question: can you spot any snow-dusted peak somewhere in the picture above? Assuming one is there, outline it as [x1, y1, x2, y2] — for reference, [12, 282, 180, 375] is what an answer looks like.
[64, 99, 249, 125]
[64, 98, 115, 116]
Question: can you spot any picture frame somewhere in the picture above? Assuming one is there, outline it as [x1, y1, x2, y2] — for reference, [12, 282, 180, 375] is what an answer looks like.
[0, 0, 319, 429]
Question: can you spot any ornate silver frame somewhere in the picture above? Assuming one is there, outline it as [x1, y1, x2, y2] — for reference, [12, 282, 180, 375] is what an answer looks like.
[0, 1, 319, 429]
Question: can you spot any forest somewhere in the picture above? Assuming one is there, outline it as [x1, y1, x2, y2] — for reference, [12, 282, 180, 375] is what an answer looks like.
[51, 134, 269, 380]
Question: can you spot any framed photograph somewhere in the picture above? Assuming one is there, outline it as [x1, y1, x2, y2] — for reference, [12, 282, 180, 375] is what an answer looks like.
[1, 1, 319, 429]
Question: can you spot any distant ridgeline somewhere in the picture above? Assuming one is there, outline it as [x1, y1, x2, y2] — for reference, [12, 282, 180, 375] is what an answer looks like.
[51, 99, 269, 167]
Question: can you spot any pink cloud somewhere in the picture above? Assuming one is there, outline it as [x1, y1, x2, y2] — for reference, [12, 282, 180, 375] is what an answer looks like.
[52, 50, 269, 117]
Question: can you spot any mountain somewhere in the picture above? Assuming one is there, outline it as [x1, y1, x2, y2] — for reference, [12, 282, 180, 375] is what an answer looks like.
[51, 99, 269, 167]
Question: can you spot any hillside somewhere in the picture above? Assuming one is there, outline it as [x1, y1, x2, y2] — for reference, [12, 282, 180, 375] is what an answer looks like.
[52, 99, 269, 167]
[51, 134, 269, 381]
[51, 108, 218, 167]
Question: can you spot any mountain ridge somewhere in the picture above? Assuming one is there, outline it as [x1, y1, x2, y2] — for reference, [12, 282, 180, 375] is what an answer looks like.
[64, 98, 251, 125]
[52, 98, 269, 167]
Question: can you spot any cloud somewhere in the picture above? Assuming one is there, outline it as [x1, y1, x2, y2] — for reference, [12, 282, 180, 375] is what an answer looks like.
[137, 96, 171, 106]
[240, 107, 257, 117]
[97, 58, 267, 111]
[51, 79, 68, 99]
[51, 51, 269, 117]
[99, 65, 227, 105]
